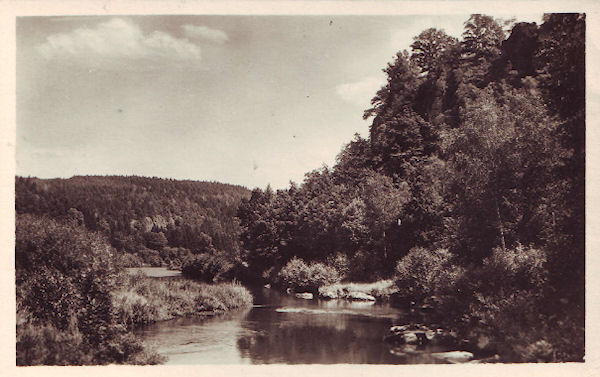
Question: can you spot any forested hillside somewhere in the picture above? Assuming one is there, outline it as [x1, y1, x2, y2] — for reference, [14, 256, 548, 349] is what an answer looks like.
[236, 14, 585, 361]
[16, 175, 250, 269]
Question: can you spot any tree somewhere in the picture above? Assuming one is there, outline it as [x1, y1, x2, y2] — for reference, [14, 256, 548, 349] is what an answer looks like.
[534, 13, 585, 293]
[462, 14, 505, 61]
[364, 50, 420, 121]
[361, 173, 410, 267]
[461, 14, 506, 87]
[370, 107, 432, 178]
[442, 84, 564, 261]
[410, 28, 459, 75]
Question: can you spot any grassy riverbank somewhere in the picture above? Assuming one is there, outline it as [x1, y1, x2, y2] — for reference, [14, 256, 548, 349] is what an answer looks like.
[113, 273, 253, 328]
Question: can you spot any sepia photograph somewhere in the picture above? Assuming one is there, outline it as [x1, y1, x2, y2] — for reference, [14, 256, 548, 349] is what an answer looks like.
[3, 1, 591, 371]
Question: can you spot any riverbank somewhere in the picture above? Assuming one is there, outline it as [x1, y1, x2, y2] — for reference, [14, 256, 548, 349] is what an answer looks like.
[113, 272, 253, 330]
[318, 280, 398, 301]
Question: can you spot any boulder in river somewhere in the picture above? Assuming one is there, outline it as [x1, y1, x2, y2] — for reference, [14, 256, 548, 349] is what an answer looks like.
[295, 292, 314, 300]
[347, 292, 376, 301]
[318, 287, 339, 299]
[385, 324, 457, 347]
[431, 351, 474, 363]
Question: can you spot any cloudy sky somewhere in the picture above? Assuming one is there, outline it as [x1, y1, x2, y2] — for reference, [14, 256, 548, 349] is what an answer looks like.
[17, 14, 542, 190]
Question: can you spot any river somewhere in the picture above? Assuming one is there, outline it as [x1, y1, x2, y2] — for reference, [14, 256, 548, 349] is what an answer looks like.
[137, 281, 451, 364]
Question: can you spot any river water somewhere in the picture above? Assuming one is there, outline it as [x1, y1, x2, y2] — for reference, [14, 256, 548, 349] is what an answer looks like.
[137, 284, 450, 364]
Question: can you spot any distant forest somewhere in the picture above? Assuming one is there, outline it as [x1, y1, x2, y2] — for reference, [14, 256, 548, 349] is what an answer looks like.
[16, 175, 250, 269]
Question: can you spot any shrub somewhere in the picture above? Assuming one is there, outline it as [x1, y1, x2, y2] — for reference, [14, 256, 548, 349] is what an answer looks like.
[137, 247, 163, 267]
[395, 247, 463, 302]
[480, 245, 548, 293]
[277, 257, 341, 292]
[325, 252, 350, 279]
[16, 214, 163, 365]
[181, 252, 234, 282]
[144, 231, 168, 250]
[432, 245, 584, 362]
[16, 320, 89, 365]
[119, 252, 144, 267]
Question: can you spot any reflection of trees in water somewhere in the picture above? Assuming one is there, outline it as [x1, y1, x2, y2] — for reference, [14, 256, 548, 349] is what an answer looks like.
[236, 310, 398, 364]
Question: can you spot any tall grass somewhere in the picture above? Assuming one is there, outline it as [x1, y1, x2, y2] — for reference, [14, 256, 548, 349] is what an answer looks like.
[112, 273, 253, 329]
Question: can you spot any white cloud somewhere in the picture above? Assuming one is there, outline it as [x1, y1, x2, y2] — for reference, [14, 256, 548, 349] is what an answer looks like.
[336, 74, 386, 107]
[38, 18, 201, 67]
[182, 25, 229, 44]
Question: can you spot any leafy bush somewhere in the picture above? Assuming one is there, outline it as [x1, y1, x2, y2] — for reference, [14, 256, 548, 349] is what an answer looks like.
[15, 214, 163, 365]
[395, 247, 463, 302]
[480, 245, 548, 292]
[181, 252, 234, 282]
[137, 246, 163, 267]
[325, 252, 350, 279]
[119, 252, 144, 267]
[430, 245, 583, 362]
[277, 257, 341, 292]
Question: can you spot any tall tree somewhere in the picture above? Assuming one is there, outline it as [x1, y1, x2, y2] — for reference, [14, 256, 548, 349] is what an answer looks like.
[410, 28, 459, 75]
[442, 84, 565, 261]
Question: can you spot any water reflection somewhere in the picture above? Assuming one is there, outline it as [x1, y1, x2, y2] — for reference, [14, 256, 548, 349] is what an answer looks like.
[139, 287, 448, 364]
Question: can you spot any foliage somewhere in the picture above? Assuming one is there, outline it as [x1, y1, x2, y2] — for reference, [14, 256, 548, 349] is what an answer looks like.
[15, 13, 585, 363]
[15, 175, 250, 267]
[15, 214, 163, 365]
[277, 258, 341, 292]
[181, 252, 235, 283]
[395, 248, 463, 302]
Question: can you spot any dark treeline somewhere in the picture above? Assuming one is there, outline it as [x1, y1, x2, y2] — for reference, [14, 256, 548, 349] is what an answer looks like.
[236, 14, 584, 361]
[16, 175, 250, 270]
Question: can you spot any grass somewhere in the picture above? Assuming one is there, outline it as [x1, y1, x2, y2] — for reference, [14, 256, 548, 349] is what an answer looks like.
[318, 280, 398, 301]
[112, 273, 253, 329]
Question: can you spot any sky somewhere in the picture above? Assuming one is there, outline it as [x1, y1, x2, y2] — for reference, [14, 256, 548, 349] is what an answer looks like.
[17, 14, 543, 190]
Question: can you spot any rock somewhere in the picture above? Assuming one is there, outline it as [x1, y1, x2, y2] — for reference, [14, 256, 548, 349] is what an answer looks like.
[386, 324, 459, 348]
[295, 292, 313, 300]
[263, 283, 271, 289]
[318, 288, 339, 299]
[389, 344, 420, 356]
[468, 354, 502, 364]
[347, 291, 376, 301]
[425, 330, 436, 340]
[403, 332, 419, 345]
[431, 351, 474, 363]
[420, 303, 434, 312]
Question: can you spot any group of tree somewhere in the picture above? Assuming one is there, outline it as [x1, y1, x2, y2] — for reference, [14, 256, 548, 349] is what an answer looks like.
[236, 14, 585, 361]
[16, 175, 250, 271]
